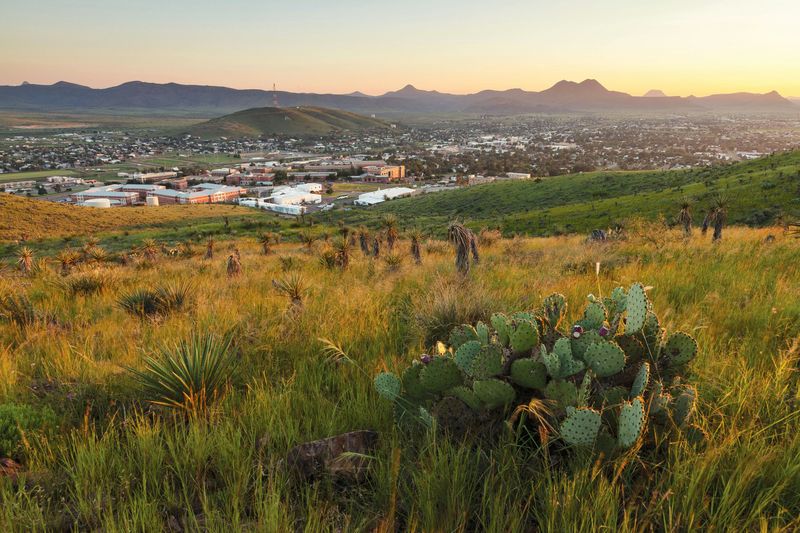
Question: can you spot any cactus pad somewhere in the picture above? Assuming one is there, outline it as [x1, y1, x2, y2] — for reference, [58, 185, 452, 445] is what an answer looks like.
[374, 372, 401, 400]
[664, 332, 698, 366]
[468, 344, 504, 379]
[577, 371, 593, 407]
[510, 319, 539, 355]
[491, 313, 510, 346]
[476, 321, 490, 346]
[542, 293, 567, 328]
[581, 301, 607, 330]
[601, 386, 629, 408]
[446, 385, 483, 410]
[672, 386, 696, 427]
[541, 345, 561, 377]
[554, 337, 585, 377]
[510, 358, 548, 390]
[630, 362, 650, 398]
[402, 364, 428, 400]
[617, 397, 646, 449]
[583, 341, 626, 377]
[473, 379, 516, 409]
[419, 357, 462, 393]
[625, 283, 648, 335]
[616, 335, 646, 364]
[545, 379, 578, 408]
[433, 396, 478, 436]
[571, 330, 602, 360]
[449, 324, 479, 350]
[560, 407, 602, 446]
[454, 340, 482, 374]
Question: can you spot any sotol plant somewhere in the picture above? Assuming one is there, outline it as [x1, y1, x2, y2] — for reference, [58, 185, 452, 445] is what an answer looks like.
[130, 333, 238, 416]
[375, 282, 701, 457]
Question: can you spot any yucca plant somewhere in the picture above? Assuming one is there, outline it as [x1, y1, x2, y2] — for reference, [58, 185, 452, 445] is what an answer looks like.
[140, 239, 159, 262]
[87, 246, 108, 264]
[448, 222, 476, 275]
[677, 198, 693, 237]
[272, 273, 306, 307]
[205, 239, 215, 259]
[60, 270, 114, 296]
[318, 247, 338, 270]
[408, 229, 423, 265]
[279, 256, 301, 272]
[130, 333, 237, 416]
[56, 249, 80, 276]
[357, 226, 371, 256]
[383, 214, 399, 252]
[259, 232, 280, 255]
[383, 253, 403, 272]
[227, 252, 242, 277]
[118, 282, 193, 319]
[709, 195, 728, 242]
[332, 236, 352, 269]
[299, 229, 317, 251]
[16, 247, 34, 276]
[372, 236, 381, 258]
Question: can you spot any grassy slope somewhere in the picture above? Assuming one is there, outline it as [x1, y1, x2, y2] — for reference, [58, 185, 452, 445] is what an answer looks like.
[0, 194, 276, 242]
[0, 227, 798, 530]
[321, 150, 800, 234]
[185, 106, 389, 138]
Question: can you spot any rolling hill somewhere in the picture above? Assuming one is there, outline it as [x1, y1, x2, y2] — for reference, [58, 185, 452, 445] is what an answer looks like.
[321, 151, 800, 235]
[183, 106, 390, 138]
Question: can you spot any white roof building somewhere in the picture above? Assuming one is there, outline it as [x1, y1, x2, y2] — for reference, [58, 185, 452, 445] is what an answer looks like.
[354, 187, 415, 206]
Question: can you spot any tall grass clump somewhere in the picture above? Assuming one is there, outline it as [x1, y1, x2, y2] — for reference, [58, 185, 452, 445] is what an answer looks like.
[130, 333, 237, 416]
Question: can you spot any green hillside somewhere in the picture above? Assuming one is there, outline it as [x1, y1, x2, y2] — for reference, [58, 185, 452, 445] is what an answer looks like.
[184, 106, 390, 138]
[322, 151, 800, 234]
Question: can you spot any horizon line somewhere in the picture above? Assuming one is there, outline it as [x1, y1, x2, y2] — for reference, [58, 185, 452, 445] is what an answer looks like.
[1, 78, 795, 100]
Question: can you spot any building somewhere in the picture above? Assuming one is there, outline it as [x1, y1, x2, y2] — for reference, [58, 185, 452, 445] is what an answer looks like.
[157, 177, 189, 190]
[354, 187, 415, 206]
[131, 171, 178, 183]
[506, 172, 531, 179]
[71, 185, 139, 206]
[119, 184, 165, 200]
[268, 188, 322, 206]
[362, 165, 405, 181]
[146, 183, 244, 205]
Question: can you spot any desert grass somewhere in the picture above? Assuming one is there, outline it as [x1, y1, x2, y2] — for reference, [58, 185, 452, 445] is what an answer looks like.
[0, 226, 797, 531]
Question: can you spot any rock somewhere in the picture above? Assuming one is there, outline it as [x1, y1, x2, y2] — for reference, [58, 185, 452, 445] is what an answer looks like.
[286, 430, 378, 480]
[0, 458, 22, 479]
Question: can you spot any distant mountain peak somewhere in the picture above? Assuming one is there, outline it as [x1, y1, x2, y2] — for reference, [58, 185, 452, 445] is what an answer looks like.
[644, 89, 668, 97]
[546, 79, 608, 93]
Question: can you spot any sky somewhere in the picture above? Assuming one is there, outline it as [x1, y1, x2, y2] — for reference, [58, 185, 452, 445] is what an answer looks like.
[1, 0, 799, 96]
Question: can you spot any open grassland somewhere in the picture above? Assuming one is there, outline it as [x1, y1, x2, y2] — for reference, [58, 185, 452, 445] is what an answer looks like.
[321, 150, 800, 235]
[0, 225, 798, 531]
[0, 195, 280, 243]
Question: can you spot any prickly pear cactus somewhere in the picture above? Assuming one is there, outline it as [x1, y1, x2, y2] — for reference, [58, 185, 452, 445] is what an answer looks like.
[583, 342, 626, 377]
[473, 379, 515, 409]
[618, 397, 646, 448]
[374, 281, 699, 455]
[560, 407, 602, 446]
[625, 283, 649, 335]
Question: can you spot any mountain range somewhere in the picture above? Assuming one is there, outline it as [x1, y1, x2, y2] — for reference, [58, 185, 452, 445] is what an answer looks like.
[0, 79, 795, 116]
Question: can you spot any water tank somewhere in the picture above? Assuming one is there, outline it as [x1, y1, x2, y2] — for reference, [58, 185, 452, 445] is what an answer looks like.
[146, 196, 159, 207]
[82, 198, 112, 208]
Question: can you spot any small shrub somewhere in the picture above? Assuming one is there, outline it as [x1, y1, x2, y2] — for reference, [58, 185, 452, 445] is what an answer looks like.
[59, 270, 115, 296]
[383, 253, 404, 272]
[0, 293, 39, 327]
[279, 256, 301, 272]
[413, 278, 492, 347]
[0, 403, 57, 460]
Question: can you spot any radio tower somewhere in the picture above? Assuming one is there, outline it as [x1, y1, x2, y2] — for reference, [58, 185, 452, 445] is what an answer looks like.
[272, 83, 279, 108]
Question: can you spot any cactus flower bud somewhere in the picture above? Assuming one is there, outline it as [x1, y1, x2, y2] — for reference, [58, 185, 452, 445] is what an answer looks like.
[599, 325, 610, 337]
[572, 325, 583, 338]
[420, 355, 432, 364]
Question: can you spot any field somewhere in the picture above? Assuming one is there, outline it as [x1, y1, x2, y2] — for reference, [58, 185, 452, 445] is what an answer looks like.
[321, 151, 800, 236]
[0, 219, 798, 530]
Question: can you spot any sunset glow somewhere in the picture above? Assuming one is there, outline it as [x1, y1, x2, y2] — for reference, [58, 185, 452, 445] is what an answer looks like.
[2, 0, 799, 96]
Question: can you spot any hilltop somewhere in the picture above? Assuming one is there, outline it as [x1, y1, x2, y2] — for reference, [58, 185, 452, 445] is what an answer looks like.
[183, 106, 390, 138]
[321, 151, 800, 234]
[0, 195, 267, 242]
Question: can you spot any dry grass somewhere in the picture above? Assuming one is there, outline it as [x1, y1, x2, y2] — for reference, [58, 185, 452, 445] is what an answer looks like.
[0, 225, 797, 530]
